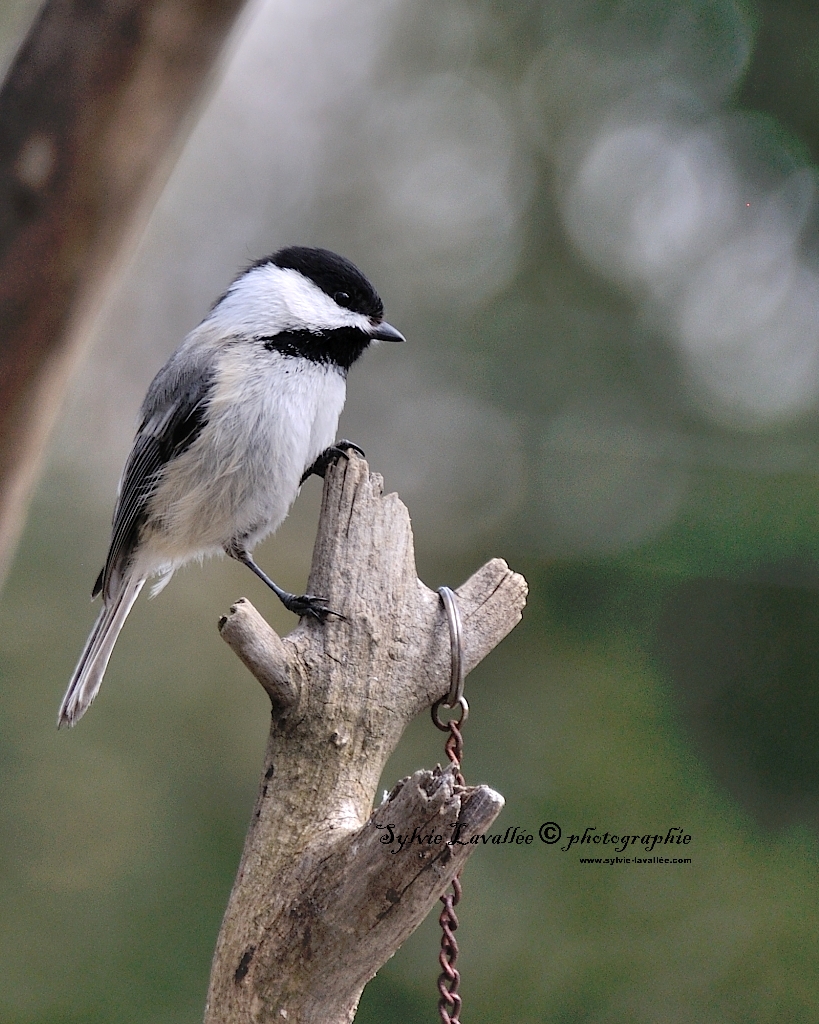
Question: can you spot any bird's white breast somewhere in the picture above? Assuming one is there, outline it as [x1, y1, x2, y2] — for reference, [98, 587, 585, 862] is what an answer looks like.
[140, 343, 346, 568]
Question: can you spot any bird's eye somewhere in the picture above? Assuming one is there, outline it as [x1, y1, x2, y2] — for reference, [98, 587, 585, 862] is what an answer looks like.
[334, 291, 351, 307]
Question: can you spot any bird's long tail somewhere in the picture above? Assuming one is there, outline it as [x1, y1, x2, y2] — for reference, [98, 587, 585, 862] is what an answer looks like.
[57, 577, 145, 728]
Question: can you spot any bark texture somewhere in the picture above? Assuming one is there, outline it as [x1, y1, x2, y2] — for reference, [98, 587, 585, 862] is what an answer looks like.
[205, 454, 528, 1023]
[0, 0, 250, 585]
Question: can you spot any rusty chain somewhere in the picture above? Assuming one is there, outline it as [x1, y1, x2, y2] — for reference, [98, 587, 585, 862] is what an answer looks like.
[432, 587, 468, 1024]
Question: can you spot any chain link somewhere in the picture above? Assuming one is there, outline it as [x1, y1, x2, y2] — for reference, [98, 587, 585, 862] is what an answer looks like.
[443, 719, 465, 789]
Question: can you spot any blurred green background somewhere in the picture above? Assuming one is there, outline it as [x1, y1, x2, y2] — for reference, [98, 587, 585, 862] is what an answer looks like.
[4, 0, 819, 1020]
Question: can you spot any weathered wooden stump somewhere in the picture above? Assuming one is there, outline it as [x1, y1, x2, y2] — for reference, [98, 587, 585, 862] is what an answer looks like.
[205, 454, 528, 1023]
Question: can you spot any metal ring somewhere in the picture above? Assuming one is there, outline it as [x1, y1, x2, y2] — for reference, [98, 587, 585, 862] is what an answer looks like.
[437, 586, 464, 708]
[432, 694, 469, 731]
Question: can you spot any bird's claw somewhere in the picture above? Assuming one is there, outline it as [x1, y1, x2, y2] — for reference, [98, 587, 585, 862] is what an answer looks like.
[281, 592, 345, 622]
[300, 440, 365, 484]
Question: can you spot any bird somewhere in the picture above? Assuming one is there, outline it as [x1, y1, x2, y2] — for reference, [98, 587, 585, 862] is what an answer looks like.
[58, 246, 404, 728]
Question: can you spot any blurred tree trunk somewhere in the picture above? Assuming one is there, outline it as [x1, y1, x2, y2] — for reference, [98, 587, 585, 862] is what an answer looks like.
[0, 0, 251, 588]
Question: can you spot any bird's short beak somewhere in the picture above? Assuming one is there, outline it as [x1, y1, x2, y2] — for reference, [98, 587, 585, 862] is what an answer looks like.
[370, 321, 405, 343]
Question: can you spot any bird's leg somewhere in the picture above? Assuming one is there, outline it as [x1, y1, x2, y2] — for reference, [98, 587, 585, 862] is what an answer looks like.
[227, 548, 342, 621]
[299, 439, 365, 485]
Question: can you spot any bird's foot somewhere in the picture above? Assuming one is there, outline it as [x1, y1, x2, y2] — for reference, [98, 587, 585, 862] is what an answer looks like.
[280, 590, 344, 622]
[300, 440, 365, 484]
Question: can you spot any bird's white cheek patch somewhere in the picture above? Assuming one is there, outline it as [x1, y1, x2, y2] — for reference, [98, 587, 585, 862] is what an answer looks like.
[212, 264, 373, 337]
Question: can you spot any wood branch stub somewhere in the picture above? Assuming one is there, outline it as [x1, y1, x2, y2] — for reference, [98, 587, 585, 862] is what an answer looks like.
[218, 599, 299, 711]
[205, 454, 527, 1024]
[0, 0, 251, 586]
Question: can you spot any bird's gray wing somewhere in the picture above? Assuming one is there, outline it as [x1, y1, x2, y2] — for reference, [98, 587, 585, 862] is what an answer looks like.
[95, 353, 215, 600]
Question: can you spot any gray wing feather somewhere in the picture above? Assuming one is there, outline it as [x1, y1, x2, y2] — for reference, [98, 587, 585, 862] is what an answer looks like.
[97, 350, 215, 599]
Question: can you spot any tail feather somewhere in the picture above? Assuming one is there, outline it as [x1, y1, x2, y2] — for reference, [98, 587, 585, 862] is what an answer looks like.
[58, 577, 145, 728]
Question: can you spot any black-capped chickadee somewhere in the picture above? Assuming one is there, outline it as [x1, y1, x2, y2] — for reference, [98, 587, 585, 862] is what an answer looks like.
[58, 246, 404, 728]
